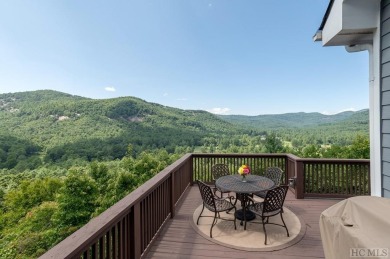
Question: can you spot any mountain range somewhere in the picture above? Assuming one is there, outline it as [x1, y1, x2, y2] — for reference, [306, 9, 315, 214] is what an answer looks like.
[219, 109, 368, 129]
[0, 90, 368, 168]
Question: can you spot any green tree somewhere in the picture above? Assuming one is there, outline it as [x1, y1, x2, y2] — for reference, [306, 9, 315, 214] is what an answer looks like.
[264, 132, 284, 153]
[7, 202, 59, 258]
[321, 145, 347, 158]
[302, 144, 321, 158]
[347, 135, 370, 159]
[54, 170, 98, 228]
[1, 178, 62, 229]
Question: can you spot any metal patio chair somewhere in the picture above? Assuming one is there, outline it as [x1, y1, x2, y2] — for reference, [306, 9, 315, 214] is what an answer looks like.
[253, 167, 283, 199]
[211, 163, 231, 198]
[196, 180, 237, 238]
[247, 185, 289, 245]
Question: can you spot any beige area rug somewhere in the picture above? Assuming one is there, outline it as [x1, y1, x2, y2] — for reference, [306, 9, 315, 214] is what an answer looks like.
[190, 202, 306, 251]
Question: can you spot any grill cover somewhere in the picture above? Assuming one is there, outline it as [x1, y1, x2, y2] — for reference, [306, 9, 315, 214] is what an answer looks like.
[319, 196, 390, 259]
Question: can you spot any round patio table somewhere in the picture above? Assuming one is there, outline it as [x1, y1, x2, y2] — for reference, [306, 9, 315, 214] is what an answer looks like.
[216, 174, 275, 230]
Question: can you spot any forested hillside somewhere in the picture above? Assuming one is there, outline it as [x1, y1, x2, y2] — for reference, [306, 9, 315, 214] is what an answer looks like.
[220, 109, 369, 146]
[219, 110, 367, 129]
[0, 90, 244, 170]
[0, 90, 370, 171]
[0, 90, 370, 258]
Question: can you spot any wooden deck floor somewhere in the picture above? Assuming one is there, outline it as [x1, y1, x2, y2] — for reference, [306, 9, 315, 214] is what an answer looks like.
[143, 186, 341, 259]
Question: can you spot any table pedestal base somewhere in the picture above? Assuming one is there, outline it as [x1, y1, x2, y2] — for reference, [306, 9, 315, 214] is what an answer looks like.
[235, 209, 256, 222]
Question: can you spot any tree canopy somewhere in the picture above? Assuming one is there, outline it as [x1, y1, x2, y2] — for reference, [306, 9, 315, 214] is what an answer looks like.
[0, 90, 369, 258]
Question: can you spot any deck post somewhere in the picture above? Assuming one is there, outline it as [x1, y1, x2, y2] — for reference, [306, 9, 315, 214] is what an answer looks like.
[189, 154, 194, 186]
[170, 172, 176, 218]
[295, 160, 305, 199]
[130, 203, 141, 259]
[284, 156, 289, 185]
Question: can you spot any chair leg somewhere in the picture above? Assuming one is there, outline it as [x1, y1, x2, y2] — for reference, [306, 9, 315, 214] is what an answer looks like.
[233, 194, 238, 207]
[280, 212, 290, 237]
[244, 211, 247, 230]
[262, 216, 268, 245]
[243, 203, 247, 230]
[227, 194, 234, 214]
[241, 194, 248, 230]
[233, 207, 237, 230]
[197, 204, 205, 225]
[210, 211, 218, 238]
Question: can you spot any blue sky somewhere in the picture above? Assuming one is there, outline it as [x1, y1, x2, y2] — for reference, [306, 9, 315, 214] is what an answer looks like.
[0, 0, 369, 116]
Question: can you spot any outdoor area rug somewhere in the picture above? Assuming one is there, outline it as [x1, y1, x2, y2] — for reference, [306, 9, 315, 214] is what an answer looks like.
[190, 201, 306, 252]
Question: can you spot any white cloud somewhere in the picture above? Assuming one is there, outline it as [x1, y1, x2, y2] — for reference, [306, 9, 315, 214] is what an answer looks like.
[208, 107, 231, 115]
[321, 111, 333, 115]
[321, 108, 357, 115]
[177, 98, 188, 101]
[163, 92, 168, 96]
[104, 86, 116, 92]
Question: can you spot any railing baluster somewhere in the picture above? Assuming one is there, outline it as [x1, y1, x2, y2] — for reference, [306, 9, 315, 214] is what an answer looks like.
[336, 164, 339, 194]
[148, 194, 152, 247]
[91, 243, 97, 259]
[99, 236, 104, 259]
[105, 230, 110, 258]
[331, 163, 334, 194]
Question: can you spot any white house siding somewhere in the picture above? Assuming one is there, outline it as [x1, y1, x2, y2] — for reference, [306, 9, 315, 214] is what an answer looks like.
[381, 0, 390, 197]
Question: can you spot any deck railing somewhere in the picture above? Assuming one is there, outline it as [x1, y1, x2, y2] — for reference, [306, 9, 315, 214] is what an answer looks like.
[300, 158, 370, 198]
[41, 153, 370, 259]
[192, 154, 370, 198]
[192, 153, 288, 184]
[41, 154, 193, 259]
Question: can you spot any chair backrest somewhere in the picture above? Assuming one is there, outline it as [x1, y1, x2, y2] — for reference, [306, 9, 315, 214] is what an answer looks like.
[197, 180, 216, 210]
[264, 167, 283, 186]
[262, 185, 288, 215]
[212, 164, 230, 180]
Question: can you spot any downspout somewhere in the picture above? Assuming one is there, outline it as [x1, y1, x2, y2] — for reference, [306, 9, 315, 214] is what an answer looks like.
[345, 44, 381, 196]
[345, 45, 374, 115]
[345, 45, 373, 82]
